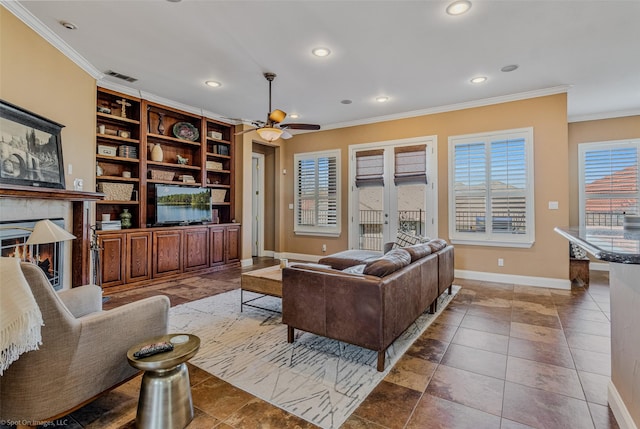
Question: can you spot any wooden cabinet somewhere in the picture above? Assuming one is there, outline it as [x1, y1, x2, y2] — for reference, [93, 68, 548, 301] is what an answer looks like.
[184, 227, 209, 271]
[98, 224, 240, 290]
[126, 231, 152, 283]
[100, 233, 125, 288]
[153, 230, 183, 277]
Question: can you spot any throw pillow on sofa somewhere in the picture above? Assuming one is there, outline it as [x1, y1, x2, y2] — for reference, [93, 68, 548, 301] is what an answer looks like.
[391, 231, 430, 250]
[364, 248, 411, 277]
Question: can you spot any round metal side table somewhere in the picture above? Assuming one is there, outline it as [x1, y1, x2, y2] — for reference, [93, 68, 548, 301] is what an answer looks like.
[127, 333, 200, 429]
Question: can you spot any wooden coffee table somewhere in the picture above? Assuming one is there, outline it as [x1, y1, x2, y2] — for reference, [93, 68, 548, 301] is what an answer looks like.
[240, 265, 282, 312]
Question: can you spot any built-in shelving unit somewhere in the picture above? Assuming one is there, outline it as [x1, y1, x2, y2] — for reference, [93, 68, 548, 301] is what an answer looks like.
[95, 88, 239, 290]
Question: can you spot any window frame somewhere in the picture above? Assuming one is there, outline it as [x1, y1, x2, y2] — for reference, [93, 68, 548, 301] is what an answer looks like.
[294, 149, 341, 237]
[448, 127, 535, 248]
[578, 139, 640, 228]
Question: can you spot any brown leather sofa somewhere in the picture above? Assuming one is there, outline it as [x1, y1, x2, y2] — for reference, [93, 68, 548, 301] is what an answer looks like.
[282, 240, 454, 371]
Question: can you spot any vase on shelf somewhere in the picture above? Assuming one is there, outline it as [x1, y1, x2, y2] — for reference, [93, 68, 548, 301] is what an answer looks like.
[150, 143, 164, 162]
[120, 209, 132, 229]
[157, 112, 165, 135]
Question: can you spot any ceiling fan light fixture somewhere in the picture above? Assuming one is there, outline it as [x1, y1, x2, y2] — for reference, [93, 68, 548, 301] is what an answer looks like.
[257, 127, 283, 142]
[312, 47, 331, 57]
[446, 0, 472, 16]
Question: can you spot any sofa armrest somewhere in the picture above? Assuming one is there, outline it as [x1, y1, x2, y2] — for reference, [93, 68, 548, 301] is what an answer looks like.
[57, 284, 103, 318]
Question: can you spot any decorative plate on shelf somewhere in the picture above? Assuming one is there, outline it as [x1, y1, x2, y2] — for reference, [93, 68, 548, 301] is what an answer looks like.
[173, 122, 200, 141]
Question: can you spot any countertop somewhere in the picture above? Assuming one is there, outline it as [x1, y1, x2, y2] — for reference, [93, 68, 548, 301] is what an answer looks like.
[554, 226, 640, 264]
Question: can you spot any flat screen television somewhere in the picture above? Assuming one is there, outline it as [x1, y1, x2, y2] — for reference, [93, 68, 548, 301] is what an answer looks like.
[155, 184, 212, 225]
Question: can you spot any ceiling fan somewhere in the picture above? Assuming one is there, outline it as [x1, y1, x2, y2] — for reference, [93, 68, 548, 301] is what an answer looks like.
[235, 72, 320, 142]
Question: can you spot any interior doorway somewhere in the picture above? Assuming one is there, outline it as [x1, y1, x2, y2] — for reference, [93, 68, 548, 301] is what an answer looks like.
[251, 153, 265, 257]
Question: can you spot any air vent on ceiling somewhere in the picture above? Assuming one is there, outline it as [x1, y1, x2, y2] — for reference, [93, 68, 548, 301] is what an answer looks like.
[104, 70, 138, 83]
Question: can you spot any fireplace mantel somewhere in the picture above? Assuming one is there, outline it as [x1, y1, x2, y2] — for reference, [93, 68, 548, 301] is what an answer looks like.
[0, 184, 105, 286]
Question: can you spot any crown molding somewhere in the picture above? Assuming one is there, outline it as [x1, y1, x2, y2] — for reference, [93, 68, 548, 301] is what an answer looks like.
[569, 108, 640, 123]
[97, 80, 142, 99]
[2, 1, 103, 80]
[322, 86, 573, 131]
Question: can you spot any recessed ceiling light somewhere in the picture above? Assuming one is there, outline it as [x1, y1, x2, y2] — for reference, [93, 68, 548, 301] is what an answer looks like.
[446, 0, 472, 16]
[501, 64, 519, 73]
[290, 113, 299, 119]
[470, 76, 487, 84]
[375, 96, 389, 103]
[205, 80, 221, 88]
[166, 0, 182, 2]
[341, 99, 353, 105]
[59, 21, 77, 30]
[312, 47, 331, 57]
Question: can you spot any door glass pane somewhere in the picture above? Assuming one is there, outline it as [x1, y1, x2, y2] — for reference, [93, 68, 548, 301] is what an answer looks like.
[358, 186, 384, 251]
[397, 183, 426, 236]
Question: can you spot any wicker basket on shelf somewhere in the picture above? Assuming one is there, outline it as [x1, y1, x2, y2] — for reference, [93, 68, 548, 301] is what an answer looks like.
[97, 183, 134, 201]
[150, 169, 175, 181]
[211, 189, 227, 203]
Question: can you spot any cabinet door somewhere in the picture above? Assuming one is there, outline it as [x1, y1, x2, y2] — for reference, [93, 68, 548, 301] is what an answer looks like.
[100, 233, 125, 288]
[209, 226, 226, 266]
[184, 227, 209, 271]
[153, 230, 183, 277]
[126, 231, 152, 283]
[225, 224, 241, 263]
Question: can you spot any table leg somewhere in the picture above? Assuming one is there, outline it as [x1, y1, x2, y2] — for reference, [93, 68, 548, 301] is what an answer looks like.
[136, 363, 193, 429]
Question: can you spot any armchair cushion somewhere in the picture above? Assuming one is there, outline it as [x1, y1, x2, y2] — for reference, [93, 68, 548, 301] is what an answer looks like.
[57, 284, 103, 318]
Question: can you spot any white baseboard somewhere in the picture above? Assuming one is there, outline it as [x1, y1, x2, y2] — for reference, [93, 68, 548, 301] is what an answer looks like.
[279, 252, 322, 263]
[455, 269, 571, 290]
[608, 381, 638, 429]
[241, 258, 253, 267]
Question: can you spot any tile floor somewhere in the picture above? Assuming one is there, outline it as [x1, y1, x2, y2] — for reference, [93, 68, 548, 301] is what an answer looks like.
[4, 260, 620, 429]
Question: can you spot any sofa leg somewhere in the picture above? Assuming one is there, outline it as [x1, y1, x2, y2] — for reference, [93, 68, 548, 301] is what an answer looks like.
[448, 284, 452, 295]
[429, 302, 435, 314]
[287, 326, 294, 343]
[377, 351, 385, 372]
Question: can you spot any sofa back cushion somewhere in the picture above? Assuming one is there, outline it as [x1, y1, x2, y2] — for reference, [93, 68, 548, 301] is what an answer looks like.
[363, 248, 411, 277]
[404, 243, 433, 262]
[318, 249, 382, 270]
[427, 238, 448, 252]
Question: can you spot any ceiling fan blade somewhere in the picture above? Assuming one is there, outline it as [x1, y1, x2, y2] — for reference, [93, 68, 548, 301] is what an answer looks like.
[269, 109, 286, 124]
[281, 123, 321, 130]
[281, 130, 293, 139]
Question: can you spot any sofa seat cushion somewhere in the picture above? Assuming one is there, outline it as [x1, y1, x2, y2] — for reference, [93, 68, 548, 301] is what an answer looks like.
[363, 248, 411, 277]
[318, 249, 382, 270]
[403, 243, 433, 262]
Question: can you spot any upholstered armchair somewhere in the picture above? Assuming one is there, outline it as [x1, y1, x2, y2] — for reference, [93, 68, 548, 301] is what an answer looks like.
[0, 262, 170, 426]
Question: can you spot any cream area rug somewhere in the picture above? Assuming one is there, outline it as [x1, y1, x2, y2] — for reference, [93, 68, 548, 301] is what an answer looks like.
[169, 286, 460, 429]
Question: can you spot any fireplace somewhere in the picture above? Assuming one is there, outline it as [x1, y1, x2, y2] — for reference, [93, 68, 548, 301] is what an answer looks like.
[0, 218, 65, 290]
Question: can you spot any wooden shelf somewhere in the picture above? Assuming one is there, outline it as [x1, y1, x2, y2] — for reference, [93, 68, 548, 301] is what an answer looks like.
[97, 154, 140, 163]
[206, 137, 232, 144]
[211, 202, 231, 206]
[97, 200, 140, 205]
[96, 175, 140, 183]
[97, 112, 140, 125]
[147, 133, 201, 146]
[147, 179, 202, 186]
[206, 152, 231, 159]
[96, 134, 140, 144]
[206, 184, 231, 189]
[206, 169, 231, 174]
[147, 161, 201, 171]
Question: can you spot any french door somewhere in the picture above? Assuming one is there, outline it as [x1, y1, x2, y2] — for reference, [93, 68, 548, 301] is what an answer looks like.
[349, 137, 437, 251]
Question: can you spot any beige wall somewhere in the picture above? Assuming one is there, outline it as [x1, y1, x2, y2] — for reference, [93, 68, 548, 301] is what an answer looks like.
[568, 116, 640, 225]
[1, 8, 96, 192]
[285, 94, 571, 281]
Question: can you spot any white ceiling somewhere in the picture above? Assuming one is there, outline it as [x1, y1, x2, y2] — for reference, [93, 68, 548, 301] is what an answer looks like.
[8, 0, 640, 130]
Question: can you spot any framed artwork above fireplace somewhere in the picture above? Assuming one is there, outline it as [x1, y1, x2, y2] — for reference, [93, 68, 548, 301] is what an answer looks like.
[0, 99, 66, 189]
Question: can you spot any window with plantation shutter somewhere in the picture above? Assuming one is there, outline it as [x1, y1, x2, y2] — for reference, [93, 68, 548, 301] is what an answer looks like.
[449, 128, 534, 247]
[394, 145, 428, 185]
[355, 149, 384, 187]
[579, 139, 640, 228]
[294, 150, 341, 236]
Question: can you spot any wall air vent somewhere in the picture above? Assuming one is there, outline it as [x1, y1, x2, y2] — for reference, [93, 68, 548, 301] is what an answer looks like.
[104, 70, 138, 83]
